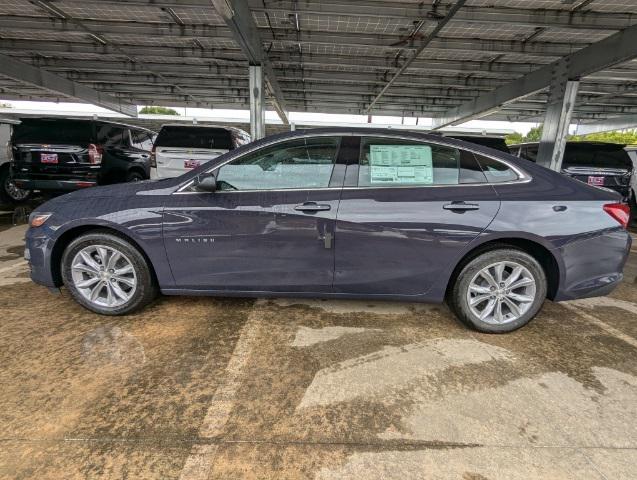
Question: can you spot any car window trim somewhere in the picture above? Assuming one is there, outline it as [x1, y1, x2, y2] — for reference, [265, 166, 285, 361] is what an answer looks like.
[175, 132, 531, 194]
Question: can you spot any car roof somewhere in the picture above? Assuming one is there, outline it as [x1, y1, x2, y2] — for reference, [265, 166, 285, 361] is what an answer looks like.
[18, 116, 157, 135]
[509, 141, 627, 149]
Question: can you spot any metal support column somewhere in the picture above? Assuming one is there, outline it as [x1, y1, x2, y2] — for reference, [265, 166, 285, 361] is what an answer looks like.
[249, 65, 265, 140]
[537, 61, 580, 171]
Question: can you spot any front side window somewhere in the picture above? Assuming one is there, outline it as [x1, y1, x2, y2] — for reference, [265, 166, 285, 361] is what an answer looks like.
[357, 137, 486, 186]
[214, 136, 339, 191]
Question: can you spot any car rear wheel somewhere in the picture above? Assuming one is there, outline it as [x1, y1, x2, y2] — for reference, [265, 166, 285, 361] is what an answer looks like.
[449, 249, 547, 333]
[61, 232, 158, 315]
[126, 170, 145, 182]
[0, 166, 31, 204]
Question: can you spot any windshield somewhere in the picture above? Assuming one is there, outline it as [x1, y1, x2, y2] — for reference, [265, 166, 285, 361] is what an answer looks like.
[12, 119, 92, 144]
[563, 144, 632, 170]
[155, 126, 233, 149]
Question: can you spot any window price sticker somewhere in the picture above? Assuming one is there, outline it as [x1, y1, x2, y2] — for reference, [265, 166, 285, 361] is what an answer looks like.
[369, 145, 433, 184]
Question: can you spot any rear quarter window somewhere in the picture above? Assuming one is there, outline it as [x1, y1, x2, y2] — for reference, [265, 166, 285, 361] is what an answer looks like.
[474, 154, 520, 183]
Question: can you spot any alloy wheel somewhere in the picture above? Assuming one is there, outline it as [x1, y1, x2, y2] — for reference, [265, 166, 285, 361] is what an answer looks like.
[466, 261, 536, 325]
[4, 178, 30, 202]
[70, 245, 137, 308]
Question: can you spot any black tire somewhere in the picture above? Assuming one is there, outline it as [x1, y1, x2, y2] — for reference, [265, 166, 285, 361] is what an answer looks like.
[126, 170, 145, 182]
[0, 165, 31, 204]
[448, 248, 547, 333]
[61, 231, 158, 315]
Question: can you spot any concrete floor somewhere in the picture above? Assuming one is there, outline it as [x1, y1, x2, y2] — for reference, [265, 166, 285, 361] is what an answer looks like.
[1, 207, 637, 479]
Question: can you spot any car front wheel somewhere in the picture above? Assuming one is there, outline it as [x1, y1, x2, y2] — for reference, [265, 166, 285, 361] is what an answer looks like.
[61, 232, 158, 315]
[449, 249, 547, 333]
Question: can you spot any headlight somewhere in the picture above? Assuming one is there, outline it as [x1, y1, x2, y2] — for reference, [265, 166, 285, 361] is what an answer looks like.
[29, 213, 52, 228]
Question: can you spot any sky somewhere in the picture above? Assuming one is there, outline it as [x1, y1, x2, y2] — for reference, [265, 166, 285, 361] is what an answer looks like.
[0, 100, 540, 135]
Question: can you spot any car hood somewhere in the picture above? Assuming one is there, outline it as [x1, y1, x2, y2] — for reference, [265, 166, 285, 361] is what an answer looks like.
[34, 178, 182, 213]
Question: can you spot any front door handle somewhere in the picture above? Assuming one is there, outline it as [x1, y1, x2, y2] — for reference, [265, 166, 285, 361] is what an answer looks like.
[294, 202, 331, 212]
[443, 201, 480, 211]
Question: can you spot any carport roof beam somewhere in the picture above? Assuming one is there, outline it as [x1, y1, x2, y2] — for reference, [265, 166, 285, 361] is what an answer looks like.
[365, 0, 467, 113]
[432, 24, 637, 129]
[0, 53, 137, 117]
[211, 0, 289, 124]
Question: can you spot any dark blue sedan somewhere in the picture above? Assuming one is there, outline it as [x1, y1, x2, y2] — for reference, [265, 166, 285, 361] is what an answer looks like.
[25, 128, 632, 333]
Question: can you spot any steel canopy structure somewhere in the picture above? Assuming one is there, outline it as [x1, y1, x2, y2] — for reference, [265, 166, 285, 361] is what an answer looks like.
[0, 0, 637, 131]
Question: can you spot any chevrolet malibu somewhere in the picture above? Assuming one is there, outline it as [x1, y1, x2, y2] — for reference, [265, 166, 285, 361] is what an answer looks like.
[25, 129, 632, 333]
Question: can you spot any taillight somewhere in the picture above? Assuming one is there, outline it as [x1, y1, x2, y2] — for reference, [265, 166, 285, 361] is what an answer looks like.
[88, 143, 103, 164]
[150, 146, 157, 168]
[603, 202, 630, 229]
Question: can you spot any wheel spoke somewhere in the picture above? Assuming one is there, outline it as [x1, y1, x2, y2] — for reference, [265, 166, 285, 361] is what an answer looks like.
[503, 297, 521, 317]
[105, 283, 115, 306]
[110, 281, 129, 301]
[494, 263, 505, 284]
[76, 277, 100, 289]
[507, 292, 534, 303]
[79, 251, 101, 272]
[113, 276, 135, 288]
[107, 251, 121, 270]
[508, 278, 535, 290]
[90, 281, 104, 301]
[114, 265, 134, 276]
[97, 247, 109, 266]
[72, 263, 98, 275]
[470, 294, 491, 306]
[479, 298, 497, 320]
[505, 266, 523, 287]
[469, 284, 491, 294]
[494, 299, 504, 323]
[480, 270, 498, 288]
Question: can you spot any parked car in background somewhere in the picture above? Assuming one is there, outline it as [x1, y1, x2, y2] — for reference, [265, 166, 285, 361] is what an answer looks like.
[10, 118, 156, 193]
[151, 124, 250, 179]
[447, 135, 510, 153]
[0, 120, 31, 204]
[625, 145, 637, 208]
[25, 128, 631, 333]
[509, 141, 633, 200]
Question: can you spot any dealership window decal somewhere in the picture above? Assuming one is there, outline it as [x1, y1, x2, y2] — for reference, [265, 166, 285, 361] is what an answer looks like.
[369, 145, 433, 185]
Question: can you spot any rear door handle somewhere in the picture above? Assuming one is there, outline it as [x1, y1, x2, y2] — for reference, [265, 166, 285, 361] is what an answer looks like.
[294, 202, 331, 212]
[443, 201, 480, 211]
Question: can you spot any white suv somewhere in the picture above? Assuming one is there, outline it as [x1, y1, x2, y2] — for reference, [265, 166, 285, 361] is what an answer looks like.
[151, 124, 251, 179]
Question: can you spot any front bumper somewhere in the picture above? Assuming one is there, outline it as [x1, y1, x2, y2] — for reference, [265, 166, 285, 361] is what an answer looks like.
[25, 225, 58, 288]
[553, 227, 632, 301]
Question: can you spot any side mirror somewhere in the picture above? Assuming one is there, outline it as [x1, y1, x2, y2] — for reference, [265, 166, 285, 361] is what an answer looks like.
[193, 172, 217, 193]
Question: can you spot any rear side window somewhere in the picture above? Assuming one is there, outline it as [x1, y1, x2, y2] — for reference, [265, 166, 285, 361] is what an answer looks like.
[12, 119, 92, 144]
[96, 124, 129, 147]
[155, 126, 233, 149]
[474, 154, 520, 183]
[357, 137, 486, 186]
[130, 129, 154, 150]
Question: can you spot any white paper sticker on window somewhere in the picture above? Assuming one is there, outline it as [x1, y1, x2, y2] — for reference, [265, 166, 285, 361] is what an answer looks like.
[369, 145, 433, 184]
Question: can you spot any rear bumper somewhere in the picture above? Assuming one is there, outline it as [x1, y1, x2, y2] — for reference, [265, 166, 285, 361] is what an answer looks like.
[553, 228, 632, 301]
[13, 178, 97, 191]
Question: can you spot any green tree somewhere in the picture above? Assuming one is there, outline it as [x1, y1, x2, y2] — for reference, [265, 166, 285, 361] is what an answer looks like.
[525, 125, 543, 142]
[505, 132, 524, 145]
[569, 129, 637, 145]
[139, 106, 180, 115]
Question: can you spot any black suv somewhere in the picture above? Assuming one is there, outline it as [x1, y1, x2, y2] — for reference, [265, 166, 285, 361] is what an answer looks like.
[10, 118, 156, 192]
[509, 141, 633, 199]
